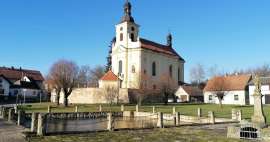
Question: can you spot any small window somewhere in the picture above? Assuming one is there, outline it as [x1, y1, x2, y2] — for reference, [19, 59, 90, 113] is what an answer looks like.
[132, 65, 136, 73]
[0, 84, 2, 88]
[120, 27, 123, 31]
[14, 90, 18, 95]
[169, 65, 173, 78]
[0, 89, 4, 94]
[152, 62, 156, 76]
[144, 69, 147, 74]
[119, 60, 123, 74]
[0, 78, 2, 83]
[120, 33, 123, 41]
[209, 95, 213, 101]
[234, 95, 239, 101]
[130, 33, 135, 42]
[131, 27, 135, 31]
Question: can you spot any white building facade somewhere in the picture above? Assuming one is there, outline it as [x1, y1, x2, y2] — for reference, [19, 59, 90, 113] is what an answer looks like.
[249, 77, 270, 104]
[111, 1, 185, 90]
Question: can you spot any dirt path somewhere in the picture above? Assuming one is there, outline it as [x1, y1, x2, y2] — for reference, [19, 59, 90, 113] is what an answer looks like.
[0, 119, 26, 142]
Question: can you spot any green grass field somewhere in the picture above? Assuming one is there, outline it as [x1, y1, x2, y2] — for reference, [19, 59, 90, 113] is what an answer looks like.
[19, 103, 270, 123]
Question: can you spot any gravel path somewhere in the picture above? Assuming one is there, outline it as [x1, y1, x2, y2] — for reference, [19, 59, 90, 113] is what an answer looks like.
[0, 119, 26, 142]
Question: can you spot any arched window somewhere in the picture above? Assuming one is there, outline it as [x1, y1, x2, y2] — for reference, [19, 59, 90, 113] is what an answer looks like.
[130, 33, 135, 42]
[119, 60, 123, 74]
[152, 62, 156, 76]
[131, 27, 135, 31]
[169, 65, 173, 78]
[120, 27, 123, 31]
[132, 65, 135, 73]
[120, 33, 123, 41]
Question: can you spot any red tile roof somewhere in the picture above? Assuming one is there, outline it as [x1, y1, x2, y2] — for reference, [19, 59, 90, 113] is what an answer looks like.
[140, 38, 185, 62]
[182, 86, 203, 96]
[0, 67, 44, 81]
[100, 70, 119, 81]
[204, 74, 251, 92]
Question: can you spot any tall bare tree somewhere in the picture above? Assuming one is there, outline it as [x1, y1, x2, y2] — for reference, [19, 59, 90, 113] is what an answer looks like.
[158, 73, 177, 105]
[190, 63, 206, 85]
[48, 59, 79, 107]
[89, 65, 106, 87]
[45, 75, 61, 105]
[77, 65, 91, 88]
[104, 86, 119, 110]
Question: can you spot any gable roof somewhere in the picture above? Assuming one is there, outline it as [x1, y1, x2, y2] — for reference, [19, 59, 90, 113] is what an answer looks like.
[140, 38, 185, 62]
[204, 74, 252, 92]
[182, 86, 203, 96]
[100, 70, 119, 81]
[0, 67, 44, 81]
[248, 76, 270, 86]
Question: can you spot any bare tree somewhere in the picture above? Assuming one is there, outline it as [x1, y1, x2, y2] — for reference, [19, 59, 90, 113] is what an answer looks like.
[45, 75, 61, 105]
[208, 76, 227, 108]
[49, 59, 79, 107]
[190, 63, 206, 85]
[77, 65, 91, 88]
[104, 86, 119, 110]
[133, 72, 150, 106]
[158, 73, 177, 105]
[89, 65, 106, 87]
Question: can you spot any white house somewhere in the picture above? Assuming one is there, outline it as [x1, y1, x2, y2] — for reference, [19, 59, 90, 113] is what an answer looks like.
[175, 86, 203, 103]
[111, 0, 185, 90]
[204, 74, 251, 105]
[248, 76, 270, 104]
[0, 66, 45, 100]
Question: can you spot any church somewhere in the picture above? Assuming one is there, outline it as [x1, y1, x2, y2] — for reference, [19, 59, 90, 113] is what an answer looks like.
[53, 0, 185, 104]
[109, 0, 185, 90]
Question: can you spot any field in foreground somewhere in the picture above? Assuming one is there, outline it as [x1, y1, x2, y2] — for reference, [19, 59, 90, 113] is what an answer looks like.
[29, 124, 244, 142]
[19, 103, 270, 123]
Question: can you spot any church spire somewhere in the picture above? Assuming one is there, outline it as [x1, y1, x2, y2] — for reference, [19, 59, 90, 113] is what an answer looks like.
[120, 0, 135, 23]
[167, 33, 172, 47]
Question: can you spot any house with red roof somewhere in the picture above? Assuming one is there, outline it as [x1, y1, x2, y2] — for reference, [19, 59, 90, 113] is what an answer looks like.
[0, 66, 45, 100]
[204, 74, 252, 105]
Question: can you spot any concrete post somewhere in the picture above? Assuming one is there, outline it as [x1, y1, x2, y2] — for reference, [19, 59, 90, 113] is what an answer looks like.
[14, 105, 18, 114]
[99, 105, 102, 112]
[37, 113, 47, 136]
[8, 109, 14, 122]
[2, 107, 7, 119]
[47, 106, 51, 113]
[208, 111, 215, 124]
[157, 112, 164, 128]
[136, 105, 139, 112]
[17, 110, 22, 126]
[0, 106, 3, 118]
[75, 106, 78, 113]
[231, 109, 237, 120]
[237, 110, 242, 121]
[31, 113, 38, 132]
[172, 107, 176, 114]
[121, 105, 124, 112]
[175, 112, 180, 126]
[152, 106, 156, 113]
[198, 108, 202, 118]
[107, 113, 113, 131]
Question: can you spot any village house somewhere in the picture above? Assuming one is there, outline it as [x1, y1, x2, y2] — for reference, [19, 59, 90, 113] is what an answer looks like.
[0, 66, 45, 101]
[175, 85, 204, 103]
[248, 76, 270, 104]
[204, 74, 252, 105]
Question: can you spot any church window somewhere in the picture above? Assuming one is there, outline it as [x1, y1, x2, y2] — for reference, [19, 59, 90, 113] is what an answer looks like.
[169, 65, 173, 78]
[130, 33, 135, 42]
[152, 62, 156, 76]
[120, 27, 123, 31]
[132, 65, 136, 73]
[131, 27, 135, 31]
[119, 60, 123, 74]
[120, 33, 123, 41]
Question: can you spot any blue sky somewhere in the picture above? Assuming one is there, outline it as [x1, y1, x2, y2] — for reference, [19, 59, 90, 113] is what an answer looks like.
[0, 0, 269, 81]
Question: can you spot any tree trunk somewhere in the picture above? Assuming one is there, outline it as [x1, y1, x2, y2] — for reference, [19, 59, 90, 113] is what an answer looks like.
[64, 94, 68, 107]
[56, 93, 60, 106]
[218, 98, 223, 108]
